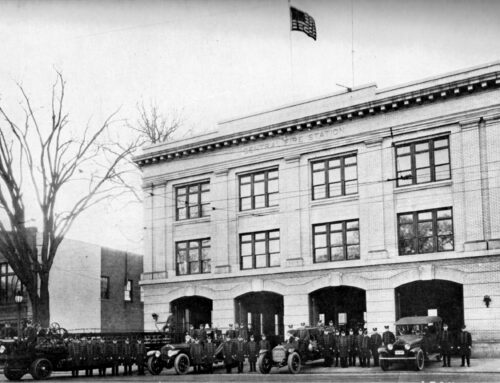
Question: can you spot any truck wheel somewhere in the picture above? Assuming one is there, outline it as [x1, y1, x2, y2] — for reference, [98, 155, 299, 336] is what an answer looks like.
[147, 355, 163, 375]
[257, 353, 272, 374]
[414, 350, 425, 371]
[380, 359, 389, 371]
[4, 367, 25, 381]
[174, 353, 190, 375]
[30, 358, 53, 380]
[287, 352, 301, 374]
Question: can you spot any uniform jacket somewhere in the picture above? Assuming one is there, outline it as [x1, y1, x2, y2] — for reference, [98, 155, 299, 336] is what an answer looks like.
[226, 329, 237, 339]
[439, 330, 453, 352]
[90, 340, 100, 361]
[190, 342, 204, 365]
[135, 342, 146, 363]
[247, 341, 258, 362]
[370, 333, 382, 351]
[239, 327, 248, 341]
[355, 334, 364, 352]
[122, 342, 133, 363]
[109, 342, 121, 362]
[68, 341, 82, 362]
[338, 335, 350, 357]
[80, 339, 89, 360]
[382, 331, 395, 345]
[222, 340, 237, 364]
[204, 342, 217, 363]
[361, 335, 371, 357]
[347, 334, 356, 350]
[259, 339, 271, 352]
[235, 340, 247, 362]
[457, 331, 472, 356]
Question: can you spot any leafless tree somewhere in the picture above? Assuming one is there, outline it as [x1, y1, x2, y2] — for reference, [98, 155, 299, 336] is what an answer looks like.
[130, 101, 183, 145]
[0, 72, 138, 326]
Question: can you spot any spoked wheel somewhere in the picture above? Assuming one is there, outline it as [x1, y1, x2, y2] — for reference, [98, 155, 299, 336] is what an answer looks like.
[147, 355, 163, 375]
[174, 353, 190, 375]
[414, 350, 425, 371]
[287, 352, 301, 374]
[30, 358, 53, 380]
[257, 353, 272, 374]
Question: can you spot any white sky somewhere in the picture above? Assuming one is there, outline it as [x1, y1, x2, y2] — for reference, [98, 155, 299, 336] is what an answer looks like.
[1, 0, 500, 254]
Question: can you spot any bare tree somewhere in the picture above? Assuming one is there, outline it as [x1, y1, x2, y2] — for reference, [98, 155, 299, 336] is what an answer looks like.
[130, 101, 183, 144]
[0, 72, 138, 326]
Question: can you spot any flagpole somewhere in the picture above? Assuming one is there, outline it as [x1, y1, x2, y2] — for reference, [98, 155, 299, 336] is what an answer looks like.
[351, 0, 355, 88]
[288, 0, 296, 101]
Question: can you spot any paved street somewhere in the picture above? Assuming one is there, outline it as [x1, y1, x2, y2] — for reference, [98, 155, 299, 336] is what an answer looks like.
[2, 359, 500, 382]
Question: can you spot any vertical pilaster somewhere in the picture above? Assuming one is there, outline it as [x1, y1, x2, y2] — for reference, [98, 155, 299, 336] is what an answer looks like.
[485, 119, 500, 247]
[143, 184, 153, 274]
[284, 293, 309, 328]
[365, 288, 396, 332]
[152, 183, 166, 277]
[212, 169, 231, 274]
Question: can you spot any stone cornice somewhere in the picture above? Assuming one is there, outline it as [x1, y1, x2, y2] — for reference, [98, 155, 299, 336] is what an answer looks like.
[135, 71, 500, 167]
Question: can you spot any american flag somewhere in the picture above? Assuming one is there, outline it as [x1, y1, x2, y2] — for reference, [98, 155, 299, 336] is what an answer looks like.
[290, 6, 317, 41]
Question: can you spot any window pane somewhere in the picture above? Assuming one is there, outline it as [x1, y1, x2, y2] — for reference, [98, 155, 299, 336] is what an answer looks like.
[328, 159, 340, 168]
[314, 234, 327, 248]
[241, 243, 252, 256]
[328, 168, 341, 183]
[328, 182, 342, 197]
[254, 195, 265, 208]
[268, 170, 278, 179]
[268, 193, 279, 207]
[347, 245, 360, 260]
[177, 250, 186, 263]
[254, 173, 264, 181]
[269, 239, 280, 253]
[437, 209, 452, 219]
[346, 220, 359, 230]
[242, 256, 252, 269]
[255, 241, 266, 255]
[189, 249, 199, 262]
[240, 197, 252, 210]
[399, 214, 413, 224]
[201, 183, 210, 191]
[418, 237, 434, 253]
[415, 142, 429, 152]
[177, 186, 187, 196]
[201, 203, 210, 217]
[435, 164, 450, 180]
[314, 225, 326, 234]
[418, 211, 432, 221]
[240, 175, 251, 184]
[188, 185, 199, 194]
[190, 262, 200, 274]
[241, 234, 252, 242]
[268, 179, 279, 193]
[330, 223, 342, 231]
[434, 149, 449, 165]
[255, 255, 267, 268]
[418, 221, 433, 237]
[344, 165, 357, 181]
[255, 232, 266, 241]
[313, 171, 325, 186]
[415, 152, 430, 168]
[345, 156, 357, 165]
[189, 205, 200, 218]
[201, 247, 210, 260]
[202, 261, 211, 273]
[399, 223, 414, 239]
[177, 208, 186, 220]
[346, 230, 359, 245]
[200, 191, 210, 204]
[438, 235, 454, 251]
[315, 248, 328, 262]
[178, 263, 188, 275]
[416, 168, 431, 183]
[240, 184, 251, 197]
[269, 230, 280, 239]
[330, 232, 343, 246]
[345, 180, 358, 195]
[269, 253, 280, 267]
[434, 138, 448, 149]
[397, 155, 411, 171]
[397, 171, 413, 186]
[312, 161, 325, 171]
[254, 182, 265, 195]
[313, 185, 326, 199]
[400, 239, 416, 255]
[331, 246, 344, 261]
[397, 145, 410, 155]
[437, 219, 453, 235]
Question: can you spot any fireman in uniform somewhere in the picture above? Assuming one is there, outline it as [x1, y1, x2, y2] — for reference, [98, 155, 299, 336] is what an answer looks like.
[439, 323, 453, 367]
[361, 329, 371, 367]
[222, 334, 237, 373]
[355, 328, 364, 367]
[109, 337, 121, 376]
[247, 334, 258, 372]
[370, 328, 382, 367]
[203, 335, 217, 374]
[457, 325, 472, 367]
[347, 328, 356, 366]
[122, 338, 133, 375]
[235, 334, 247, 373]
[68, 336, 81, 377]
[97, 337, 107, 377]
[382, 325, 395, 347]
[333, 328, 340, 367]
[190, 337, 204, 373]
[259, 333, 271, 352]
[135, 337, 146, 375]
[338, 329, 349, 368]
[320, 327, 334, 367]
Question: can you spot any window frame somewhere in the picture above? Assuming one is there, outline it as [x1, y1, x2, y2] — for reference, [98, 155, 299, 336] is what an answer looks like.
[395, 136, 451, 187]
[175, 238, 211, 276]
[100, 276, 110, 300]
[311, 153, 358, 200]
[124, 279, 133, 302]
[238, 168, 279, 211]
[397, 207, 454, 255]
[312, 219, 360, 263]
[239, 230, 280, 270]
[0, 263, 22, 305]
[175, 181, 210, 221]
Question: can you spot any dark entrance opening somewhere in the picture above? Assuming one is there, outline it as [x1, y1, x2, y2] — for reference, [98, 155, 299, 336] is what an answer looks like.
[309, 286, 366, 330]
[234, 291, 284, 343]
[171, 296, 212, 339]
[395, 280, 463, 332]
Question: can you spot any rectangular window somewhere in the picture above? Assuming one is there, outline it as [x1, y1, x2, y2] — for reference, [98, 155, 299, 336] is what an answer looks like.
[0, 263, 22, 305]
[176, 238, 211, 275]
[313, 220, 360, 262]
[395, 136, 450, 186]
[239, 168, 279, 211]
[101, 276, 110, 299]
[311, 154, 358, 200]
[240, 230, 280, 269]
[398, 207, 454, 255]
[124, 280, 133, 302]
[175, 181, 210, 220]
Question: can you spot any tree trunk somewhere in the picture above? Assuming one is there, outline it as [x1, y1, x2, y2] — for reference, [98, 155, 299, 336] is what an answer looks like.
[38, 274, 51, 327]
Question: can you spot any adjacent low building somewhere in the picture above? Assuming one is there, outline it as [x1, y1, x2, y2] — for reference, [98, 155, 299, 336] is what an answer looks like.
[136, 62, 500, 356]
[0, 228, 143, 333]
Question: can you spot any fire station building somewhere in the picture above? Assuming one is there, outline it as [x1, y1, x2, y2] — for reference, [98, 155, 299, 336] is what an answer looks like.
[136, 62, 500, 356]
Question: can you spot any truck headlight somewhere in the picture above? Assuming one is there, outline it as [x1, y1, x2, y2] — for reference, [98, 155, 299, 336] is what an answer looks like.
[167, 350, 179, 358]
[404, 344, 411, 351]
[0, 345, 5, 354]
[155, 351, 161, 358]
[387, 344, 393, 351]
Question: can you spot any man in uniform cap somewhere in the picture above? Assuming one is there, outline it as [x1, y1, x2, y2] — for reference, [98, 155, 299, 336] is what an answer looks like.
[338, 329, 349, 368]
[360, 329, 371, 367]
[135, 337, 146, 375]
[239, 322, 248, 341]
[222, 334, 237, 373]
[457, 325, 472, 367]
[320, 327, 334, 367]
[347, 328, 356, 366]
[355, 328, 364, 367]
[382, 325, 395, 346]
[204, 336, 217, 374]
[259, 334, 271, 353]
[247, 334, 258, 372]
[370, 327, 382, 367]
[226, 324, 236, 340]
[189, 337, 203, 373]
[439, 323, 453, 367]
